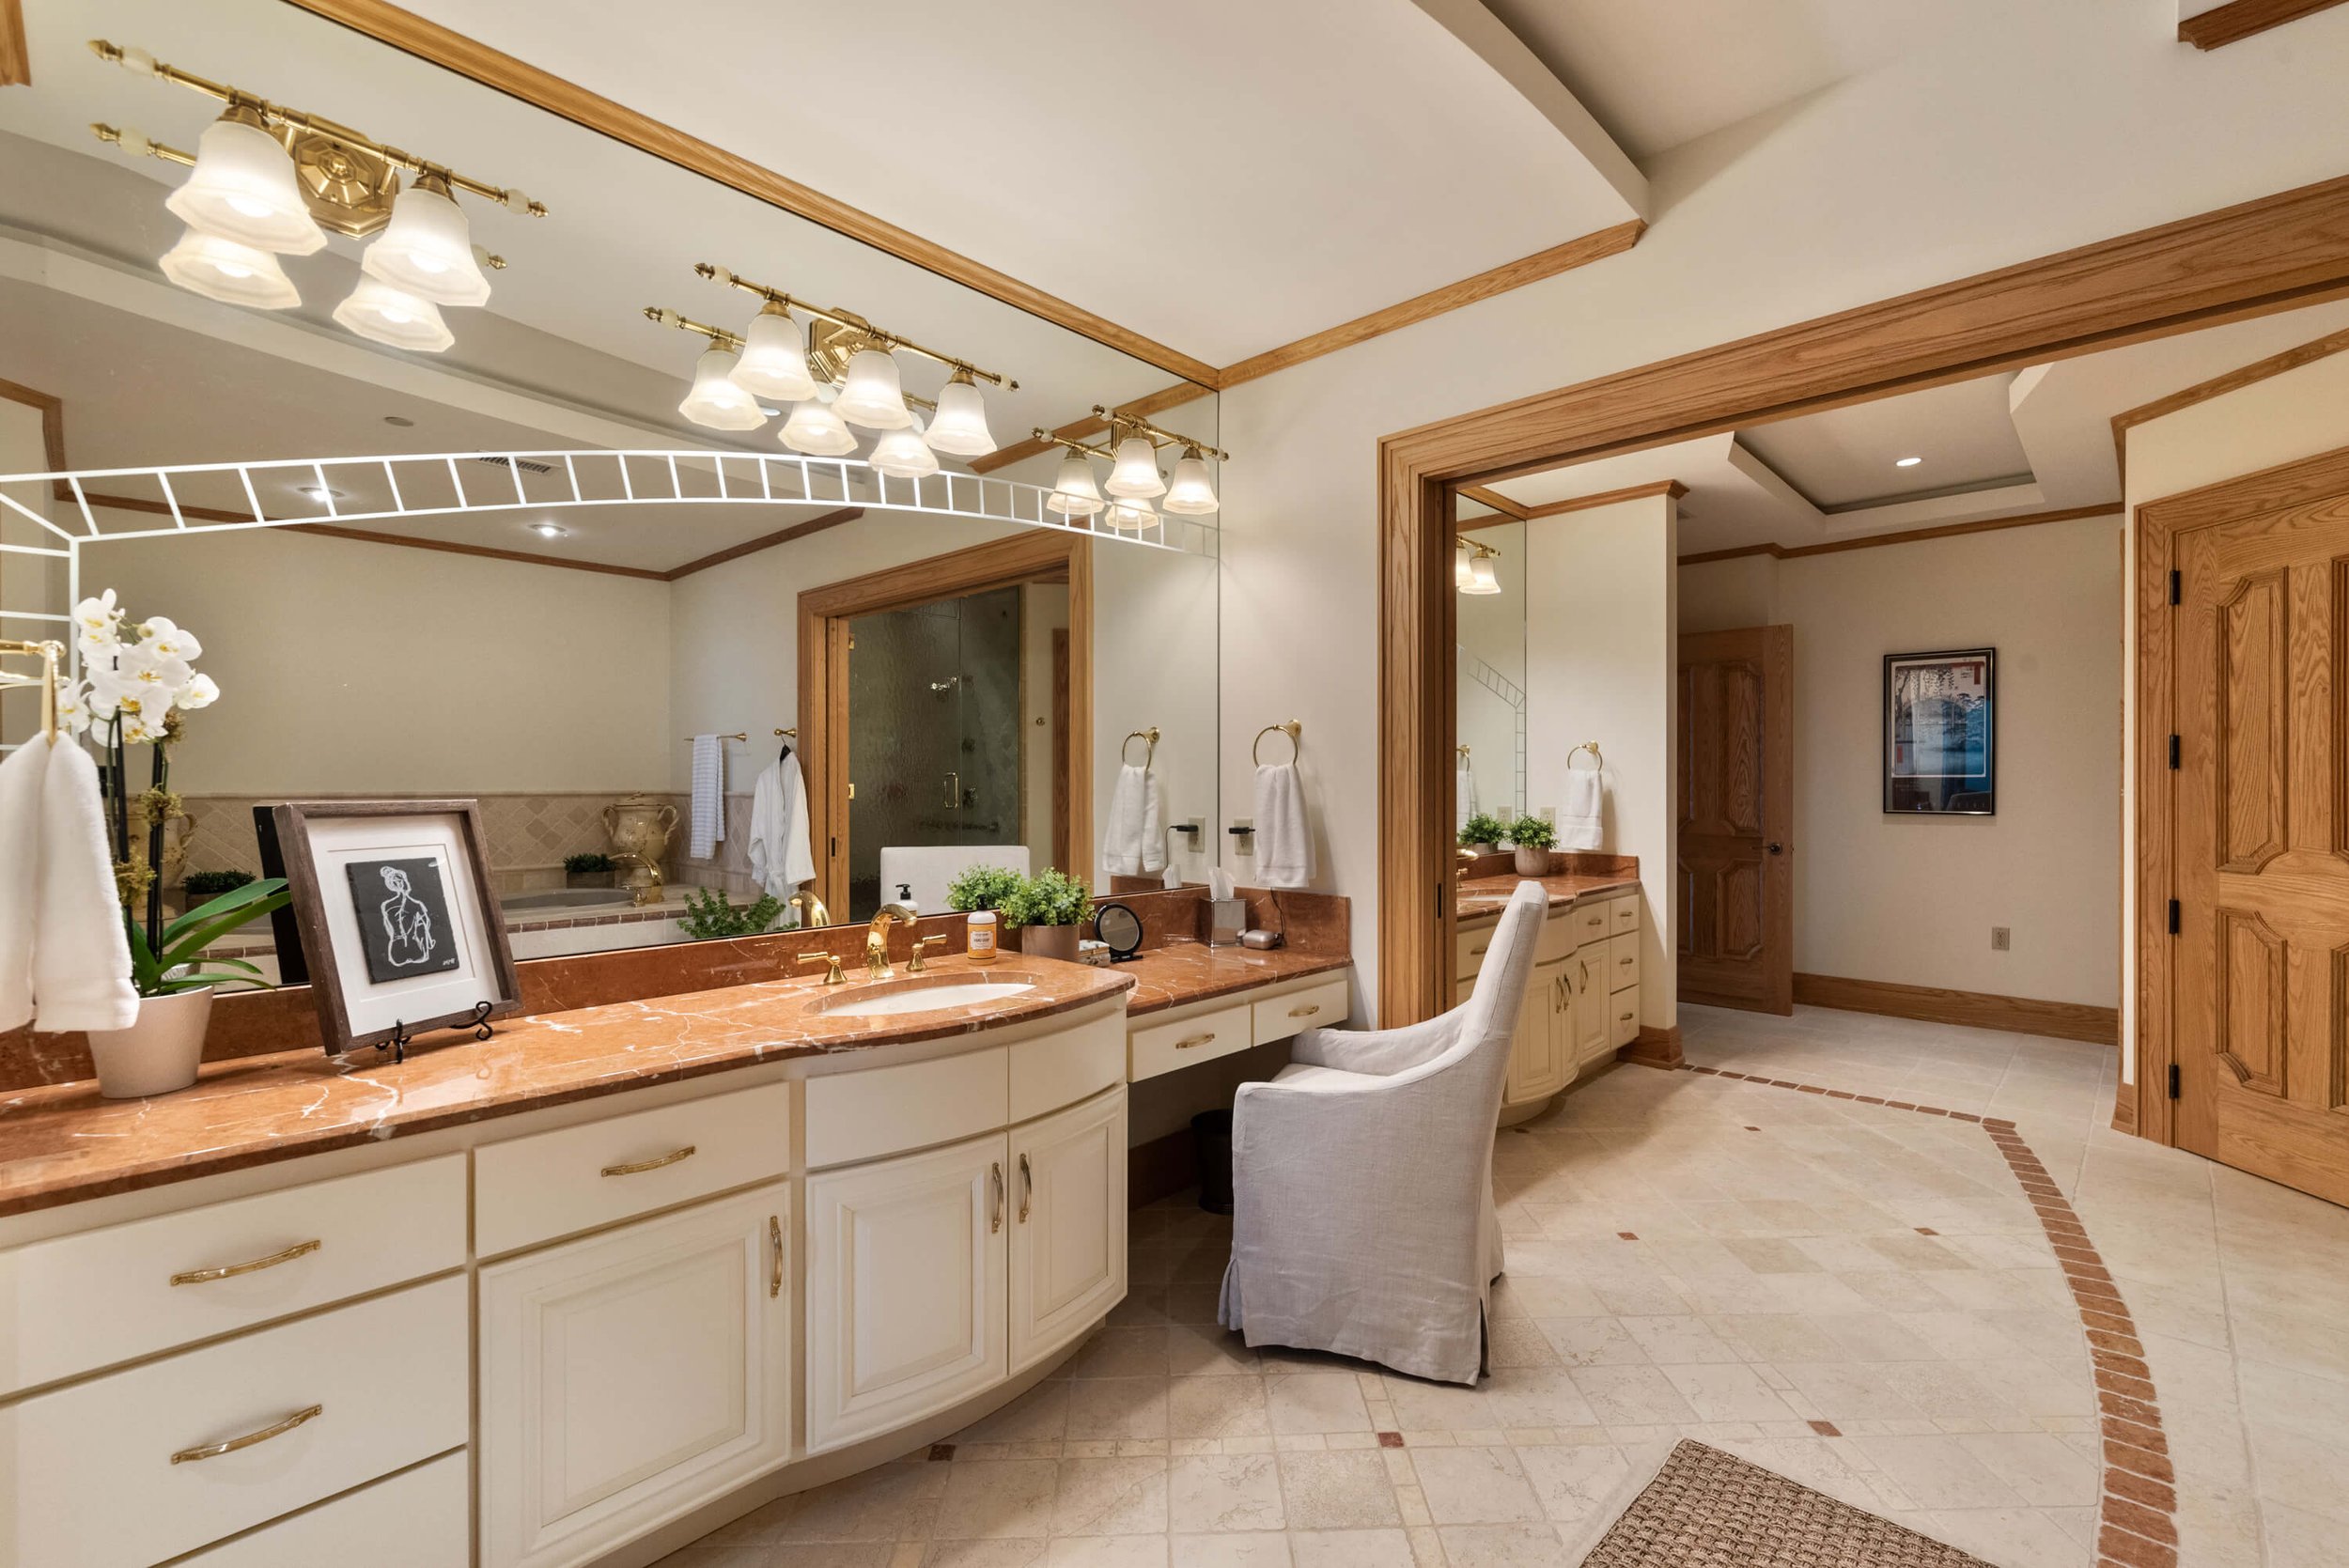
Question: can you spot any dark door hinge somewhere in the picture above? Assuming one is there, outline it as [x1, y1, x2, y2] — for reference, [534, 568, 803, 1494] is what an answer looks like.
[2169, 1063, 2181, 1099]
[2168, 898, 2182, 935]
[2169, 734, 2181, 769]
[2170, 569, 2182, 605]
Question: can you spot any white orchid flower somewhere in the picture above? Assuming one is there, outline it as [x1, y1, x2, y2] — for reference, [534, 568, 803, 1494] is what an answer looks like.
[72, 591, 124, 655]
[117, 640, 194, 695]
[82, 667, 129, 721]
[118, 703, 168, 745]
[137, 616, 203, 663]
[52, 680, 95, 737]
[175, 672, 220, 711]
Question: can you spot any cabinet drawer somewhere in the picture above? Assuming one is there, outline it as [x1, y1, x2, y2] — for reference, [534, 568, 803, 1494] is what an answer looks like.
[1609, 895, 1640, 935]
[806, 1047, 1007, 1169]
[1128, 1002, 1253, 1081]
[1568, 902, 1610, 949]
[1252, 976, 1348, 1044]
[1536, 909, 1581, 963]
[1609, 995, 1641, 1049]
[178, 1450, 469, 1567]
[1, 1277, 467, 1568]
[476, 1081, 791, 1256]
[1455, 922, 1498, 980]
[1608, 931, 1641, 994]
[1009, 1011, 1124, 1126]
[0, 1155, 464, 1396]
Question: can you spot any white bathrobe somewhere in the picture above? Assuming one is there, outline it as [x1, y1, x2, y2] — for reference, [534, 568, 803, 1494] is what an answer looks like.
[747, 753, 816, 904]
[1101, 763, 1165, 877]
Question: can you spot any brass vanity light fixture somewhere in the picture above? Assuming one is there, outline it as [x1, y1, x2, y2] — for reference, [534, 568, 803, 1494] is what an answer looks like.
[1032, 408, 1227, 526]
[1455, 536, 1501, 595]
[86, 40, 542, 351]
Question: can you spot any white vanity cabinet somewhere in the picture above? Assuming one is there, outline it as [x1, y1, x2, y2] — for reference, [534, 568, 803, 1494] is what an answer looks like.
[478, 1184, 793, 1568]
[1009, 1086, 1128, 1374]
[1459, 891, 1641, 1123]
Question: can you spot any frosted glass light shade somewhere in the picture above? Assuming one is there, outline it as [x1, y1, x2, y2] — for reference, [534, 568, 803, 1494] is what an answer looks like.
[731, 304, 817, 401]
[780, 394, 858, 456]
[1046, 451, 1105, 516]
[1462, 553, 1501, 594]
[1160, 450, 1219, 515]
[333, 278, 454, 352]
[165, 110, 326, 255]
[834, 348, 911, 429]
[677, 346, 768, 430]
[159, 227, 300, 309]
[872, 421, 941, 479]
[360, 178, 490, 306]
[1105, 435, 1166, 498]
[1104, 497, 1158, 532]
[923, 376, 996, 456]
[1454, 550, 1476, 591]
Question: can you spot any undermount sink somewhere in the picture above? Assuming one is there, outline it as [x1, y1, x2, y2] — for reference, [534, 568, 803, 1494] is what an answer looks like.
[814, 975, 1039, 1017]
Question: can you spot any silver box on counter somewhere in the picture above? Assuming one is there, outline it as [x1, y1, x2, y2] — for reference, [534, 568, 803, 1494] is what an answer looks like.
[1208, 898, 1247, 946]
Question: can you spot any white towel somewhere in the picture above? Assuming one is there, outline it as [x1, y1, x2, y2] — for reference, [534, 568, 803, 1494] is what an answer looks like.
[1455, 766, 1479, 831]
[1101, 763, 1165, 877]
[0, 737, 50, 1032]
[1556, 768, 1603, 851]
[689, 734, 724, 861]
[747, 753, 816, 904]
[34, 737, 136, 1032]
[1252, 762, 1314, 890]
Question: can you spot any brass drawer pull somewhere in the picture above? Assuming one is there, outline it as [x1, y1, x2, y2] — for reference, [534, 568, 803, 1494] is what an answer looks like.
[1019, 1152, 1034, 1223]
[171, 1238, 321, 1287]
[171, 1404, 321, 1465]
[1287, 1002, 1322, 1018]
[1620, 1011, 1635, 1023]
[989, 1161, 1005, 1234]
[768, 1214, 784, 1298]
[1620, 956, 1634, 966]
[1175, 1032, 1218, 1049]
[602, 1144, 696, 1177]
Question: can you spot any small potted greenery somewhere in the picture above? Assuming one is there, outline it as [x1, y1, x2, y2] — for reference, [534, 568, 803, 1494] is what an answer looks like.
[1002, 868, 1091, 963]
[945, 863, 1025, 915]
[677, 888, 784, 940]
[565, 851, 617, 890]
[1458, 812, 1507, 857]
[1507, 815, 1557, 877]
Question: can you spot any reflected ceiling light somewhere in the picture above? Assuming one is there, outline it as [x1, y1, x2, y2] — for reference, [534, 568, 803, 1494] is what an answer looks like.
[530, 521, 568, 538]
[676, 344, 768, 430]
[730, 302, 818, 402]
[835, 348, 913, 430]
[780, 391, 859, 457]
[1046, 451, 1106, 517]
[924, 372, 997, 457]
[333, 278, 454, 352]
[1161, 446, 1220, 516]
[90, 40, 543, 349]
[1104, 497, 1159, 532]
[361, 173, 492, 306]
[872, 418, 941, 480]
[1106, 435, 1167, 499]
[295, 484, 347, 502]
[158, 226, 300, 308]
[1894, 456, 1923, 468]
[1455, 543, 1477, 591]
[1456, 537, 1501, 595]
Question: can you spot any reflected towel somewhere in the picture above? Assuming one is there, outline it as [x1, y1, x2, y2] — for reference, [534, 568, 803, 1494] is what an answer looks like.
[34, 737, 136, 1032]
[748, 753, 816, 904]
[0, 737, 49, 1031]
[1102, 762, 1165, 877]
[1252, 762, 1314, 890]
[689, 734, 724, 860]
[1455, 766, 1478, 831]
[1557, 767, 1603, 851]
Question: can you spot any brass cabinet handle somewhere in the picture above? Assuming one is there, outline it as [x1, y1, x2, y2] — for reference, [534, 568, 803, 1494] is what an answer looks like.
[1175, 1032, 1217, 1049]
[602, 1144, 695, 1177]
[768, 1214, 784, 1299]
[989, 1161, 1004, 1234]
[171, 1404, 321, 1465]
[1019, 1153, 1034, 1223]
[1620, 1011, 1635, 1023]
[1620, 956, 1634, 967]
[171, 1238, 321, 1287]
[1287, 1002, 1321, 1018]
[1469, 943, 1488, 956]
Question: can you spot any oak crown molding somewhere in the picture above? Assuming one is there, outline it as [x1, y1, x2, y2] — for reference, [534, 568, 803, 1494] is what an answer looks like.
[2177, 0, 2349, 49]
[1676, 503, 2123, 567]
[2108, 322, 2349, 476]
[1520, 478, 1686, 520]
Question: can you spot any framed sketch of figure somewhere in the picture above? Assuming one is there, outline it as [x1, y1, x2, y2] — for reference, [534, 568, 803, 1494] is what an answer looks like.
[268, 800, 521, 1054]
[1883, 648, 1996, 815]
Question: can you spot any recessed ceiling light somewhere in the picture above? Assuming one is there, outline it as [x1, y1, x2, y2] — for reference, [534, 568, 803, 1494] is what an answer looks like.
[529, 521, 568, 538]
[1894, 456, 1923, 468]
[382, 414, 415, 427]
[295, 484, 347, 501]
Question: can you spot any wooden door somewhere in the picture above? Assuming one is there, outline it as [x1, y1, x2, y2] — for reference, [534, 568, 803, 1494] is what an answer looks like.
[479, 1186, 791, 1568]
[1008, 1087, 1127, 1374]
[1678, 627, 1795, 1013]
[804, 1133, 1007, 1454]
[2170, 471, 2349, 1204]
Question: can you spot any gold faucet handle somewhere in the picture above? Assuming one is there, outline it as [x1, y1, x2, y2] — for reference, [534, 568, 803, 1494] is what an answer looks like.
[910, 935, 948, 973]
[797, 950, 846, 986]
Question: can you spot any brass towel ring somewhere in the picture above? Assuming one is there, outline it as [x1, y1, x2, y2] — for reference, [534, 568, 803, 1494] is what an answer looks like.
[0, 640, 65, 743]
[1122, 726, 1159, 768]
[1253, 720, 1302, 767]
[1568, 740, 1603, 770]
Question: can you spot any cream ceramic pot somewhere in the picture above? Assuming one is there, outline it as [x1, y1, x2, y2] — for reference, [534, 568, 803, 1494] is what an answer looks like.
[602, 795, 677, 862]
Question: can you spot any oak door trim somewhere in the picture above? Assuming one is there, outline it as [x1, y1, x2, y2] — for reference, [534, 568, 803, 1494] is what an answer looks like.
[797, 530, 1094, 913]
[2177, 0, 2349, 49]
[0, 0, 26, 87]
[2133, 442, 2349, 1143]
[1380, 172, 2349, 1027]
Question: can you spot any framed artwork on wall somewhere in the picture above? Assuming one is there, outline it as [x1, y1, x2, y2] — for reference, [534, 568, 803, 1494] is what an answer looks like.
[1883, 647, 1996, 815]
[267, 800, 521, 1056]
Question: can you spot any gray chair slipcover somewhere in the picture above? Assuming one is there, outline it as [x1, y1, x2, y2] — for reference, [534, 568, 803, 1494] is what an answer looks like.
[1217, 881, 1549, 1384]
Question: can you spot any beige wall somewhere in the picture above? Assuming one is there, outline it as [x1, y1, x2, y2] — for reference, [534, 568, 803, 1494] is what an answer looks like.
[1681, 516, 2124, 1008]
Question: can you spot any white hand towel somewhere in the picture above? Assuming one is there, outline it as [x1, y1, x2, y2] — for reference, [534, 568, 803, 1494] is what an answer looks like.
[0, 737, 51, 1032]
[34, 737, 136, 1032]
[1455, 766, 1479, 831]
[1252, 762, 1314, 890]
[1556, 768, 1604, 852]
[689, 734, 724, 861]
[747, 754, 817, 903]
[1101, 763, 1166, 877]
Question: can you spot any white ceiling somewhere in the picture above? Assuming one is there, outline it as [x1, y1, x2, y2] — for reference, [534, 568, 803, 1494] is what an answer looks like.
[1739, 375, 2032, 509]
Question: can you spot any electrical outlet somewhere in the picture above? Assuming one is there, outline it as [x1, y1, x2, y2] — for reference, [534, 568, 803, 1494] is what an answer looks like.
[1991, 926, 2011, 951]
[1230, 817, 1254, 855]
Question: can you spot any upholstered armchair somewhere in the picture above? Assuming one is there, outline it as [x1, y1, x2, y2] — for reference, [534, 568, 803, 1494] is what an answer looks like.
[1217, 882, 1548, 1384]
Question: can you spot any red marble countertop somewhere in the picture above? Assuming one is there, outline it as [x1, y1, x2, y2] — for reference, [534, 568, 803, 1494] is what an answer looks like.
[1120, 939, 1353, 1017]
[1456, 872, 1642, 922]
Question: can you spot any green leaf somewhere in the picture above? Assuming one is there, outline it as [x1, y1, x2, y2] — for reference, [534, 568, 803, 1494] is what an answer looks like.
[163, 877, 288, 944]
[158, 888, 289, 971]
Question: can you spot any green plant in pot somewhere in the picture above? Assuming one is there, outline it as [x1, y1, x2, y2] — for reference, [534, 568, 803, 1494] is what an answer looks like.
[564, 851, 617, 890]
[1507, 815, 1558, 877]
[677, 888, 784, 940]
[1002, 868, 1091, 963]
[1458, 812, 1508, 856]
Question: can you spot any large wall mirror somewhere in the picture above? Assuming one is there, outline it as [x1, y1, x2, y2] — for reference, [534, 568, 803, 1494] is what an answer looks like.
[0, 0, 1221, 970]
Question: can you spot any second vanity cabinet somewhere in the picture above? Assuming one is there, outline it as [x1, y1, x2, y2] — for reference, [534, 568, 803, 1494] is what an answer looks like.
[1459, 889, 1642, 1124]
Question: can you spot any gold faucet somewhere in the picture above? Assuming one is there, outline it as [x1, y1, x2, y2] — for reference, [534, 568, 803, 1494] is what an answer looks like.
[865, 901, 918, 979]
[910, 935, 947, 973]
[786, 889, 833, 929]
[797, 950, 846, 986]
[612, 852, 664, 908]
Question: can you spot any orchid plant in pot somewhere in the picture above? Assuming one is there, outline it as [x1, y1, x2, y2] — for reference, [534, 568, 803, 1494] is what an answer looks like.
[58, 592, 288, 1097]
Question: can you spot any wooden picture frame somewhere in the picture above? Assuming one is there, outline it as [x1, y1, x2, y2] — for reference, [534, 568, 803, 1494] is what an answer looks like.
[268, 799, 521, 1055]
[1882, 648, 1997, 815]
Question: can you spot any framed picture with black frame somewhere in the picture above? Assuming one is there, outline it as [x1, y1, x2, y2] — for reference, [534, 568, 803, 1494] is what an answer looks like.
[1883, 647, 1996, 815]
[264, 800, 521, 1056]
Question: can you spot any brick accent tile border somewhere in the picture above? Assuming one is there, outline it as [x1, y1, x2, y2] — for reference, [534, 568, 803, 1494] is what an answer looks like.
[1685, 1063, 2179, 1568]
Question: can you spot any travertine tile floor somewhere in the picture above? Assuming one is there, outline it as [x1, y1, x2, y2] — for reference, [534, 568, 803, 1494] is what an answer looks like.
[659, 1004, 2349, 1568]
